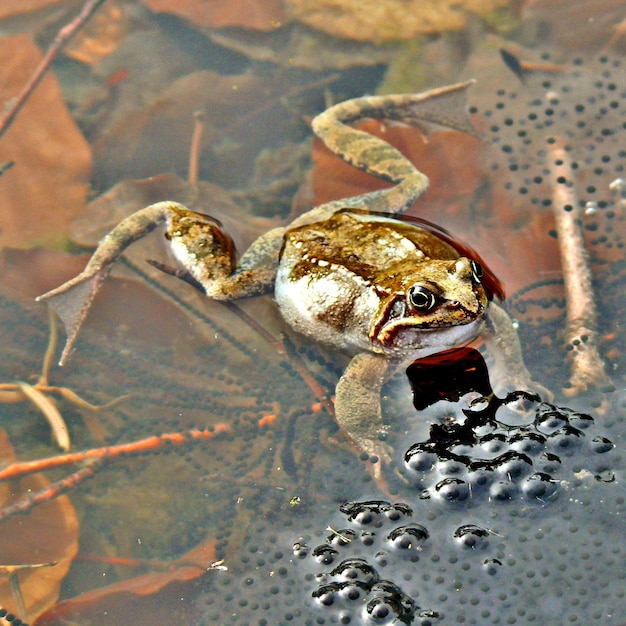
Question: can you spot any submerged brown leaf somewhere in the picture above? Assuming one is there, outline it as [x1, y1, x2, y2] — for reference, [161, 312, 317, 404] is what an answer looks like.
[92, 69, 304, 191]
[0, 0, 64, 21]
[0, 429, 79, 622]
[0, 34, 91, 250]
[144, 0, 286, 31]
[36, 538, 217, 624]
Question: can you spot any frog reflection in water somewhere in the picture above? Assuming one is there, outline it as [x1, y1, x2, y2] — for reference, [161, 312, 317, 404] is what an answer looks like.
[38, 82, 540, 467]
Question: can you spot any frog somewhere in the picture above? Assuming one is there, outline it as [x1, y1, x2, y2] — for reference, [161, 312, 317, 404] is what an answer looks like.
[37, 81, 541, 468]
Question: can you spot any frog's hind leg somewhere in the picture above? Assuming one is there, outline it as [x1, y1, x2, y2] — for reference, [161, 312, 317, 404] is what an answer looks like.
[37, 201, 284, 364]
[307, 81, 478, 221]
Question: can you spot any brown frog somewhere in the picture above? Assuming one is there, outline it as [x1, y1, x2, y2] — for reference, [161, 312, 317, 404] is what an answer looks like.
[38, 81, 540, 466]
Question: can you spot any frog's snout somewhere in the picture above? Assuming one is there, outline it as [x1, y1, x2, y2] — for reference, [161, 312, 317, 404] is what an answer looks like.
[447, 298, 482, 316]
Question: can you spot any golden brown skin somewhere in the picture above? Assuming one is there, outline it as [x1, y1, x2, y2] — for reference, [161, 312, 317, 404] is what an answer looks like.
[38, 81, 540, 469]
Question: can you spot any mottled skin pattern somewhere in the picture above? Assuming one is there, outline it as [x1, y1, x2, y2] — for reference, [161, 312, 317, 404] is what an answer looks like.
[38, 81, 539, 470]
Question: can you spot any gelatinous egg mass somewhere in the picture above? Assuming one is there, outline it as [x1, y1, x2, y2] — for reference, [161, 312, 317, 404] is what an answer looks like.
[401, 391, 615, 504]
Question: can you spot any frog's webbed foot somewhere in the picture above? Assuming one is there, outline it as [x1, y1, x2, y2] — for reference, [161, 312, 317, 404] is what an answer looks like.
[334, 352, 393, 473]
[308, 81, 478, 220]
[37, 201, 242, 365]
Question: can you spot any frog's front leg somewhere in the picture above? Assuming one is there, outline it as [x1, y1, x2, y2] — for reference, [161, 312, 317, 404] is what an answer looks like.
[37, 201, 285, 364]
[334, 351, 393, 469]
[484, 302, 552, 399]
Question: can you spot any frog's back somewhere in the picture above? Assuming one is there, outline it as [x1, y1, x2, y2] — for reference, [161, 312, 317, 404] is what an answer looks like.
[282, 209, 460, 281]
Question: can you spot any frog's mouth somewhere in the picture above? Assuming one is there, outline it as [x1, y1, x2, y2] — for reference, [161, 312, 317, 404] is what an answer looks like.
[373, 316, 486, 354]
[370, 293, 487, 350]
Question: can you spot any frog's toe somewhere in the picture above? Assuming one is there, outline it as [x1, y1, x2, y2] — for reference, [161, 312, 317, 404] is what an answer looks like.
[530, 381, 554, 402]
[512, 377, 554, 403]
[359, 438, 394, 467]
[493, 374, 553, 403]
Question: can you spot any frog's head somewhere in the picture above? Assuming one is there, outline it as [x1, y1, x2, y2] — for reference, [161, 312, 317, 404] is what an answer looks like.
[370, 257, 488, 351]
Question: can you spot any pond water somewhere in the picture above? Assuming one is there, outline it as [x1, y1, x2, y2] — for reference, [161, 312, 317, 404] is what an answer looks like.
[0, 1, 624, 624]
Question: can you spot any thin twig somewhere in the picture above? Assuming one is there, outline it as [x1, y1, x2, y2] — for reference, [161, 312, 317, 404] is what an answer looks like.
[0, 425, 230, 484]
[0, 460, 102, 523]
[188, 111, 205, 186]
[0, 0, 108, 142]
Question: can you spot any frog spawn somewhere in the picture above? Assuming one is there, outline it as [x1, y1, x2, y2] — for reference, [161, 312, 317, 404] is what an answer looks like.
[194, 345, 623, 624]
[401, 392, 615, 504]
[302, 502, 433, 625]
[196, 452, 626, 625]
[480, 53, 626, 232]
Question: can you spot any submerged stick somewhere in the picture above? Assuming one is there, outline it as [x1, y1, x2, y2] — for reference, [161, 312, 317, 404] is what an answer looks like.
[0, 425, 230, 522]
[547, 139, 612, 395]
[0, 425, 231, 484]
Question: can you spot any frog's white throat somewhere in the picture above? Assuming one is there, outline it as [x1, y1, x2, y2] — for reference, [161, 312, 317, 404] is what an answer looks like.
[370, 316, 486, 358]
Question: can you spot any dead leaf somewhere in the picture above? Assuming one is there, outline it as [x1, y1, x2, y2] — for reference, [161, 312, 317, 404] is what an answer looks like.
[64, 0, 129, 65]
[0, 429, 79, 622]
[0, 0, 63, 21]
[34, 538, 217, 625]
[92, 70, 304, 191]
[0, 34, 91, 250]
[144, 0, 286, 31]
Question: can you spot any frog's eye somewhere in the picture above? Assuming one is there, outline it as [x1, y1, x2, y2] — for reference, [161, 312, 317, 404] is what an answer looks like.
[408, 285, 437, 311]
[470, 260, 483, 284]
